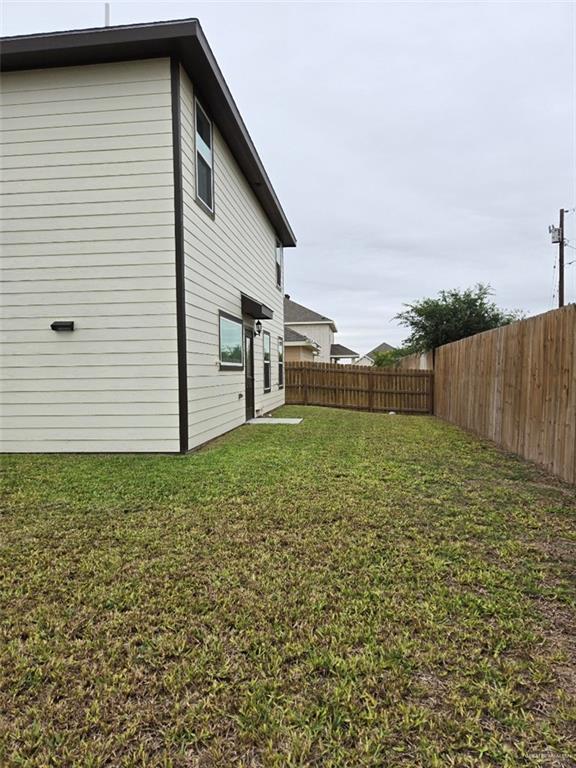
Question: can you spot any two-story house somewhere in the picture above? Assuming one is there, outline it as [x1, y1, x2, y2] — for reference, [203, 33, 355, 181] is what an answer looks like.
[0, 19, 296, 453]
[284, 296, 358, 364]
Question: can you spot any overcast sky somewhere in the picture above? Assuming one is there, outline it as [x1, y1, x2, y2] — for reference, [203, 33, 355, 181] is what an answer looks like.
[3, 1, 575, 353]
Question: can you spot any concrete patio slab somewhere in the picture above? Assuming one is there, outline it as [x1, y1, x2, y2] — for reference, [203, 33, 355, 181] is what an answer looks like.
[247, 418, 303, 425]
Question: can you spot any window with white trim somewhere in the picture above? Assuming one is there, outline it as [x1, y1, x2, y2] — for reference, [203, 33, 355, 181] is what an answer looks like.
[195, 100, 214, 211]
[263, 332, 271, 392]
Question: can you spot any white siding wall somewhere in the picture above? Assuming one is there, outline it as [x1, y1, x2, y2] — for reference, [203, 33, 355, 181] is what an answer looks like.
[285, 323, 334, 363]
[179, 68, 285, 449]
[0, 59, 179, 452]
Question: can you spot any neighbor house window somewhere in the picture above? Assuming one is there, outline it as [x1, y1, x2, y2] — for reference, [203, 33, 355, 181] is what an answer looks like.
[278, 337, 284, 388]
[195, 100, 214, 212]
[263, 331, 271, 392]
[275, 242, 283, 289]
[219, 312, 243, 369]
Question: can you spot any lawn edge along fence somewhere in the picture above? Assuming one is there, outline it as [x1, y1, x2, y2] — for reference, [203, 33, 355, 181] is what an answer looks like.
[434, 304, 576, 485]
[285, 362, 433, 414]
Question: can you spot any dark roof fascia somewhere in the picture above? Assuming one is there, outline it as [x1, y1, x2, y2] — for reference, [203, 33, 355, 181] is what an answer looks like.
[0, 19, 296, 247]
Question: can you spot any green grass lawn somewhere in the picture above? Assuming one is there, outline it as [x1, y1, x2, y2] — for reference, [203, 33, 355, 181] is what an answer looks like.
[1, 407, 575, 767]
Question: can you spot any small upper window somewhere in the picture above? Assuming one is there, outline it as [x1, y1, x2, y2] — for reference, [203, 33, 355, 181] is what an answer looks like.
[219, 313, 243, 368]
[263, 332, 271, 392]
[195, 100, 214, 212]
[275, 243, 283, 289]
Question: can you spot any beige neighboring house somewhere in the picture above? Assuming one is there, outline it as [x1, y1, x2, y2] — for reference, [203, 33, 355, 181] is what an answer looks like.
[356, 341, 396, 366]
[284, 327, 320, 362]
[330, 344, 359, 365]
[284, 296, 358, 364]
[0, 20, 296, 454]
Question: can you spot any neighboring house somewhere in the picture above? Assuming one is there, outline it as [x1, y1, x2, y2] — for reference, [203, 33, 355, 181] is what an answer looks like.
[284, 296, 336, 363]
[330, 344, 359, 364]
[0, 20, 296, 454]
[284, 328, 320, 362]
[284, 296, 357, 364]
[356, 341, 396, 366]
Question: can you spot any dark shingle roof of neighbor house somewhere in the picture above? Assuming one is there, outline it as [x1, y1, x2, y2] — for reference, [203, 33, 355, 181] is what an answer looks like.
[367, 341, 396, 359]
[284, 297, 337, 331]
[284, 328, 310, 343]
[0, 19, 296, 248]
[330, 343, 359, 358]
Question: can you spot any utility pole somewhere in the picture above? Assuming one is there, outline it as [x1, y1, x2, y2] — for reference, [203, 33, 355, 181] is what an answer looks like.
[549, 208, 566, 308]
[559, 208, 565, 308]
[105, 3, 110, 27]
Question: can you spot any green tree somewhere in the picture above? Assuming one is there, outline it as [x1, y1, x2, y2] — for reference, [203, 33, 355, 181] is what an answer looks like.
[396, 284, 520, 353]
[372, 349, 408, 368]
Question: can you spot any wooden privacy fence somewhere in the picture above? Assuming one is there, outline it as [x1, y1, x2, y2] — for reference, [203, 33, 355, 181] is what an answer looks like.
[285, 362, 433, 414]
[394, 350, 434, 371]
[434, 305, 576, 485]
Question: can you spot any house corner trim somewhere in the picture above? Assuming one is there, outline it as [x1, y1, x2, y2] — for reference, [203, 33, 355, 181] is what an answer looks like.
[171, 57, 189, 453]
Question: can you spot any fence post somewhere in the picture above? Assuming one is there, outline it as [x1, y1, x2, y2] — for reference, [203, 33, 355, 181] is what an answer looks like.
[428, 372, 434, 414]
[303, 364, 308, 405]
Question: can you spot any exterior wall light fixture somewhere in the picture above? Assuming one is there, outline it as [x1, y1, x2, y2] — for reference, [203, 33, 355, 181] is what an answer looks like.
[50, 321, 74, 331]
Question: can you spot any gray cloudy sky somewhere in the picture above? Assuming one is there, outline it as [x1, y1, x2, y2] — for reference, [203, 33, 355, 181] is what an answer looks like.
[3, 1, 575, 354]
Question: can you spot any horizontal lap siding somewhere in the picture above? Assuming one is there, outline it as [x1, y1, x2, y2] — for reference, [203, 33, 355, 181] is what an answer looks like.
[179, 68, 285, 449]
[0, 59, 179, 453]
[285, 323, 333, 363]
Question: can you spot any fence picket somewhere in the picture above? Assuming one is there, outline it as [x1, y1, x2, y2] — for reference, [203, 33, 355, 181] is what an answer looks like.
[434, 305, 576, 485]
[285, 362, 433, 414]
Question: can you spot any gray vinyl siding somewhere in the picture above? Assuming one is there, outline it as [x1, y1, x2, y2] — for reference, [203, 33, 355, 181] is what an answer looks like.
[179, 67, 285, 449]
[0, 59, 178, 452]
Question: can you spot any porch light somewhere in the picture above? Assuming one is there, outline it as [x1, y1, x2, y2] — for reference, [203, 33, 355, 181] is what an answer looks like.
[255, 320, 262, 336]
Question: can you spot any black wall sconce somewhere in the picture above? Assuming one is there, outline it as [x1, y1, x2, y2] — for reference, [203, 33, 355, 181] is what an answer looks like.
[255, 320, 262, 336]
[50, 321, 74, 331]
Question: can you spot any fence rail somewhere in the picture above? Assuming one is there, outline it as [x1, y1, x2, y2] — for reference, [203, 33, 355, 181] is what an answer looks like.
[285, 362, 433, 414]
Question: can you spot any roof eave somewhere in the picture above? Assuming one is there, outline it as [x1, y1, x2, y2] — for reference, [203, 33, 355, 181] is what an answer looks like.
[285, 341, 318, 350]
[285, 320, 337, 332]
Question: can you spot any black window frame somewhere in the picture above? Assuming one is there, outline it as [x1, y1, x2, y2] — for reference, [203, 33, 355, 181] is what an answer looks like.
[278, 336, 284, 389]
[263, 331, 271, 392]
[218, 310, 244, 371]
[275, 242, 283, 290]
[194, 98, 215, 216]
